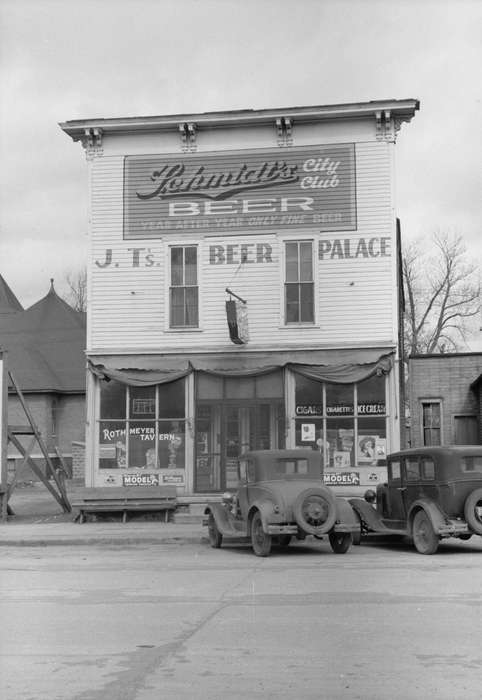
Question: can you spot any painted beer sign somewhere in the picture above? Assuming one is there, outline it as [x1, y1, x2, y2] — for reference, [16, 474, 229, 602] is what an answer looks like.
[123, 144, 356, 238]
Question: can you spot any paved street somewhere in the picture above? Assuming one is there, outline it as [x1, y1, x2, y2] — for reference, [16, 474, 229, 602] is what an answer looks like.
[1, 535, 481, 700]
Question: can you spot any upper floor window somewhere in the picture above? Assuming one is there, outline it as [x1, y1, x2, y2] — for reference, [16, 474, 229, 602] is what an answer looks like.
[421, 401, 441, 446]
[170, 246, 198, 328]
[284, 241, 314, 323]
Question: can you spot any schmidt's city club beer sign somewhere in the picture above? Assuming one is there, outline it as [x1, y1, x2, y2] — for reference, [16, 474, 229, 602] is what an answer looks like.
[123, 144, 356, 238]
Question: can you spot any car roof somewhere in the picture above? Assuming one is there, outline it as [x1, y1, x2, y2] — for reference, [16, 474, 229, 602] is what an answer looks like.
[388, 446, 482, 459]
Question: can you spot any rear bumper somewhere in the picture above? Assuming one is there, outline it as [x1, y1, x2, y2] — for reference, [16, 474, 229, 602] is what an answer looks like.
[438, 520, 471, 537]
[333, 523, 360, 534]
[266, 524, 299, 535]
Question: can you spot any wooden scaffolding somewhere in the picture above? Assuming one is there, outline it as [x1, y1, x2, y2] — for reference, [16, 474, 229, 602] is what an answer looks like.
[0, 348, 71, 520]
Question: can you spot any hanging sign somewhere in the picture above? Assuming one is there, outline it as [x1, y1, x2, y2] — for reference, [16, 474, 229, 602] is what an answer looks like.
[226, 299, 249, 344]
[123, 144, 356, 238]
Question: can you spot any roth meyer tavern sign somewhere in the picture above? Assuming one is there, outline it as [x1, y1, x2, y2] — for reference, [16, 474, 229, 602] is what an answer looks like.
[123, 144, 356, 238]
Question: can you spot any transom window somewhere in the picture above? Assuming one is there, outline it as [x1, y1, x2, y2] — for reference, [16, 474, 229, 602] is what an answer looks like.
[284, 241, 314, 323]
[170, 245, 198, 328]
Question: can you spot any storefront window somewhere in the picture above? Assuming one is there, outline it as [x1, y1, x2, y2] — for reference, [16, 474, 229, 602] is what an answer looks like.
[98, 379, 186, 471]
[294, 374, 387, 470]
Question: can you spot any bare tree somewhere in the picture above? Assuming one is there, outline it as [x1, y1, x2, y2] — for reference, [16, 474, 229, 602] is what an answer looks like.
[63, 267, 87, 313]
[403, 232, 480, 355]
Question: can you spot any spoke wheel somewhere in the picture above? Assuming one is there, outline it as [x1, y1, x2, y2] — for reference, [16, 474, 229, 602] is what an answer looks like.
[208, 513, 223, 549]
[329, 532, 353, 554]
[293, 488, 336, 535]
[464, 488, 482, 535]
[412, 510, 439, 555]
[251, 511, 272, 557]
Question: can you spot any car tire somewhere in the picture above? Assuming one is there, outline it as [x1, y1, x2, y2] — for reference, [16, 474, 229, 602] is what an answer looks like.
[293, 488, 337, 535]
[207, 513, 223, 549]
[250, 511, 272, 557]
[458, 534, 472, 541]
[329, 532, 353, 554]
[351, 509, 362, 545]
[412, 510, 439, 555]
[464, 488, 482, 536]
[276, 535, 292, 547]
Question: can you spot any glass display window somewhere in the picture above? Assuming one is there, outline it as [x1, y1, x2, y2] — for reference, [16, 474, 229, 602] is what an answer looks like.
[100, 380, 126, 419]
[326, 383, 354, 417]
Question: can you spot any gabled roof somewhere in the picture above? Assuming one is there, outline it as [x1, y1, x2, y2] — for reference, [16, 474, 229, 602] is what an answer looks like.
[0, 274, 23, 315]
[0, 280, 86, 393]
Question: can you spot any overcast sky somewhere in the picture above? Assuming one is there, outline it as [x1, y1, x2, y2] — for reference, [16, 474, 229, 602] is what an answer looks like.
[1, 0, 481, 342]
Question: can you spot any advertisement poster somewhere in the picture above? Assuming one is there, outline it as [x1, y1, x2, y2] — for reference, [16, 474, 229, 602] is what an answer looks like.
[357, 435, 379, 465]
[301, 423, 316, 442]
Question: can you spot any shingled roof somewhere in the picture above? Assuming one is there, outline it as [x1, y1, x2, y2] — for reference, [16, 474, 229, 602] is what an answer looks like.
[0, 274, 23, 316]
[0, 279, 86, 393]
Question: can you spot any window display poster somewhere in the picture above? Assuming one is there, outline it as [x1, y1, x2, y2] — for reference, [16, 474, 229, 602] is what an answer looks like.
[357, 435, 379, 464]
[301, 423, 316, 442]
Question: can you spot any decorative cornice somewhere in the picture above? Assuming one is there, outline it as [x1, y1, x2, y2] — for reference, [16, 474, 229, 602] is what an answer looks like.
[59, 99, 419, 143]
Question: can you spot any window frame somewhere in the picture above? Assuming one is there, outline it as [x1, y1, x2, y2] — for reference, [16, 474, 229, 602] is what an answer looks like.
[282, 239, 316, 325]
[420, 399, 442, 446]
[168, 243, 200, 330]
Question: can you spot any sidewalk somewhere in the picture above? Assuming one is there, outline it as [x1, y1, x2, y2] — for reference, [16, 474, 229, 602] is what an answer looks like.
[0, 482, 206, 546]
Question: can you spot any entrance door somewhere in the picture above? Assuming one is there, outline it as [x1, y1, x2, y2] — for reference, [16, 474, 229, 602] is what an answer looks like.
[195, 401, 283, 492]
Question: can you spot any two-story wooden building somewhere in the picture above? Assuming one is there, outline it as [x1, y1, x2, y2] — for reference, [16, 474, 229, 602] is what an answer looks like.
[60, 99, 419, 495]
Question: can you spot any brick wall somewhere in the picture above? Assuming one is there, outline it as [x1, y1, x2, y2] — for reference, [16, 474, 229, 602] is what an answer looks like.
[71, 441, 85, 480]
[409, 353, 482, 447]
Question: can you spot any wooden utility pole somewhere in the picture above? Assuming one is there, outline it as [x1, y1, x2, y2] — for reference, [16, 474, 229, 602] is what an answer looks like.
[0, 349, 8, 520]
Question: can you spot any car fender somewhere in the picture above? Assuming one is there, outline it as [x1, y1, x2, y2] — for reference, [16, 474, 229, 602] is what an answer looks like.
[334, 497, 360, 531]
[407, 499, 447, 533]
[247, 500, 277, 532]
[204, 503, 248, 537]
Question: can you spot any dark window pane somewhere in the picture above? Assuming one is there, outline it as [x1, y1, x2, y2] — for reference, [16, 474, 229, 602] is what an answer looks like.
[170, 287, 185, 327]
[158, 379, 185, 418]
[185, 247, 197, 285]
[171, 247, 184, 285]
[129, 386, 155, 418]
[285, 283, 300, 322]
[300, 283, 314, 322]
[299, 242, 313, 281]
[285, 242, 299, 282]
[100, 380, 126, 419]
[185, 287, 198, 326]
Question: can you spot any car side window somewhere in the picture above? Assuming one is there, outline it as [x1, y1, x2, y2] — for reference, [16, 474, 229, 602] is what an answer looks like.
[461, 456, 482, 473]
[238, 459, 247, 481]
[421, 458, 435, 480]
[389, 460, 401, 480]
[247, 459, 256, 482]
[406, 457, 421, 481]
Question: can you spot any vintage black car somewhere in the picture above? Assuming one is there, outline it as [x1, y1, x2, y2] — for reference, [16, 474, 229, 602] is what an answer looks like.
[349, 446, 482, 554]
[204, 449, 359, 556]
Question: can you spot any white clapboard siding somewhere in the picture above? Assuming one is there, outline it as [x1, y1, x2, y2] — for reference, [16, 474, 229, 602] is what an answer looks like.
[88, 141, 396, 351]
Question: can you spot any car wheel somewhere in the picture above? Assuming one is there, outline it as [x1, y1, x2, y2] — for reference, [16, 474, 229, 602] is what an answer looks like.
[277, 535, 292, 547]
[464, 488, 482, 536]
[207, 513, 223, 549]
[329, 532, 353, 554]
[250, 511, 272, 557]
[351, 509, 362, 545]
[459, 534, 472, 541]
[412, 510, 439, 555]
[293, 488, 337, 536]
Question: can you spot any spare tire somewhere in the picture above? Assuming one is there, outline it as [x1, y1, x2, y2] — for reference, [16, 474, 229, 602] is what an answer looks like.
[293, 487, 337, 535]
[464, 488, 482, 535]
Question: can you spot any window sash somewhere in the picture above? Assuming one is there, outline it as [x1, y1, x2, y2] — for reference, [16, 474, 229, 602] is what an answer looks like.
[170, 246, 198, 327]
[285, 241, 314, 323]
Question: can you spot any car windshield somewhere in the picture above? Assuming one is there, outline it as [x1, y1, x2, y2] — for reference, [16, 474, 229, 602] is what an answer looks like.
[461, 456, 482, 473]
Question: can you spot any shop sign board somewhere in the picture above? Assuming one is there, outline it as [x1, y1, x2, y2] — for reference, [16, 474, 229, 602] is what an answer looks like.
[296, 404, 323, 416]
[122, 473, 160, 486]
[324, 471, 360, 486]
[123, 144, 356, 238]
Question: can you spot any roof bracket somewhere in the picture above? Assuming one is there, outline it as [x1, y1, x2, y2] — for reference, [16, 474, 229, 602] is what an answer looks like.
[81, 127, 103, 159]
[179, 122, 197, 152]
[375, 110, 397, 142]
[275, 117, 293, 147]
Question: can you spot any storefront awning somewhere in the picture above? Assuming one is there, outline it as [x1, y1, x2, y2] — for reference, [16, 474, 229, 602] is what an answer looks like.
[88, 348, 394, 386]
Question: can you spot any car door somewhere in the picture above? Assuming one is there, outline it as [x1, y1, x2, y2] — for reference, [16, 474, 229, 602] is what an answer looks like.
[384, 458, 407, 524]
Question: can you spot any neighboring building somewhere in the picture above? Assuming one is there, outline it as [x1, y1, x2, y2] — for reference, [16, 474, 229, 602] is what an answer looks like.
[408, 353, 482, 448]
[0, 277, 86, 479]
[60, 98, 419, 495]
